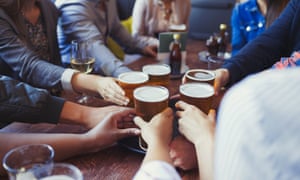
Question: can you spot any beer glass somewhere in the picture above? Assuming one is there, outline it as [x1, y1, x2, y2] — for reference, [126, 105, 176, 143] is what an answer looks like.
[183, 69, 215, 86]
[180, 83, 214, 114]
[134, 86, 169, 151]
[118, 71, 149, 107]
[71, 40, 95, 104]
[142, 64, 171, 87]
[3, 144, 54, 180]
[40, 163, 83, 180]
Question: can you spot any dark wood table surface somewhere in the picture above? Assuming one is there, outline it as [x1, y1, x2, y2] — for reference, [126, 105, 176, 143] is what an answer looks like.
[1, 39, 221, 180]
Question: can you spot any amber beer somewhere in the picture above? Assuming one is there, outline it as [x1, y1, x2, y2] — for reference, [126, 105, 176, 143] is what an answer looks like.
[183, 69, 215, 86]
[180, 83, 214, 114]
[118, 72, 149, 107]
[134, 86, 169, 151]
[142, 64, 171, 87]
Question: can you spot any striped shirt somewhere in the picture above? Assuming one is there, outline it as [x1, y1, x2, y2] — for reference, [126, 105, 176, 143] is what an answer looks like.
[215, 68, 300, 180]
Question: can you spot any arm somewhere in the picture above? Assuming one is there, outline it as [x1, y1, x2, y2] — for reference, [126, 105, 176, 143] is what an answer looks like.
[133, 108, 181, 180]
[0, 75, 64, 125]
[0, 107, 139, 176]
[223, 0, 296, 86]
[131, 0, 159, 46]
[0, 17, 64, 90]
[58, 3, 131, 77]
[176, 101, 216, 180]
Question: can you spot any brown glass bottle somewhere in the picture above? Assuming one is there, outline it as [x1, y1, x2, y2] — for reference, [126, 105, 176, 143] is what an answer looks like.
[217, 24, 228, 57]
[169, 33, 182, 75]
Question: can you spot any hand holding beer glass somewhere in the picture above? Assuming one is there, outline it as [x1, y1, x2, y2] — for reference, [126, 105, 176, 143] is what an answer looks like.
[133, 86, 169, 151]
[118, 71, 149, 107]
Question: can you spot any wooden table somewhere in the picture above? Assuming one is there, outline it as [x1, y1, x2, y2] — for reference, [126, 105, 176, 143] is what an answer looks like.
[1, 39, 214, 180]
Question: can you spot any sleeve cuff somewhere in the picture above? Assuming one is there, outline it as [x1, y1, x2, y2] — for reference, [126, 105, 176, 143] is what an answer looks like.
[61, 69, 79, 92]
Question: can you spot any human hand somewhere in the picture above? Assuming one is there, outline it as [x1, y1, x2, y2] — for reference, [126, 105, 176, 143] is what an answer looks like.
[175, 101, 216, 145]
[96, 76, 129, 105]
[214, 68, 229, 95]
[169, 135, 198, 170]
[142, 45, 157, 57]
[85, 107, 140, 152]
[83, 105, 136, 129]
[134, 108, 173, 147]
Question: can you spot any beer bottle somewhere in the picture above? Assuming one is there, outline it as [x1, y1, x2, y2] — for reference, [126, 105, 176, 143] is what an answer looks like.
[169, 33, 182, 75]
[217, 24, 228, 57]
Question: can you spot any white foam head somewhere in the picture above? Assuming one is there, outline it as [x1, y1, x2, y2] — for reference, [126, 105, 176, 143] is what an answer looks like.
[180, 83, 214, 98]
[134, 86, 169, 102]
[186, 69, 215, 81]
[118, 72, 149, 84]
[143, 64, 171, 76]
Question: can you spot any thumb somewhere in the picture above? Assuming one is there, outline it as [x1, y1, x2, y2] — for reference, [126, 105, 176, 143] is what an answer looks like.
[116, 128, 140, 139]
[208, 109, 217, 123]
[133, 116, 147, 128]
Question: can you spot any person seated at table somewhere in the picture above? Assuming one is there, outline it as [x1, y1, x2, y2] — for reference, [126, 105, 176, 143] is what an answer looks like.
[0, 75, 140, 176]
[169, 0, 300, 171]
[214, 0, 300, 95]
[131, 0, 191, 46]
[134, 67, 300, 180]
[0, 0, 129, 106]
[231, 0, 289, 56]
[55, 0, 157, 78]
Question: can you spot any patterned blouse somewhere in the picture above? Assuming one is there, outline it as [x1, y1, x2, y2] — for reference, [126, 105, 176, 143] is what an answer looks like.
[22, 14, 50, 61]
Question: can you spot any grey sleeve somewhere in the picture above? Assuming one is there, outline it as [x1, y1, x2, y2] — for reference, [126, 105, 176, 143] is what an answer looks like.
[0, 75, 65, 126]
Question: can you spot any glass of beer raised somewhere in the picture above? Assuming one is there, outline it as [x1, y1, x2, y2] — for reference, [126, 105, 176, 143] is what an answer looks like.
[118, 71, 149, 107]
[134, 86, 169, 151]
[180, 83, 214, 114]
[142, 63, 171, 87]
[183, 69, 215, 86]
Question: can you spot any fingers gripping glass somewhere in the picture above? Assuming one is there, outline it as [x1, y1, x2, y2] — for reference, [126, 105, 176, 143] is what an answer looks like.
[70, 40, 95, 104]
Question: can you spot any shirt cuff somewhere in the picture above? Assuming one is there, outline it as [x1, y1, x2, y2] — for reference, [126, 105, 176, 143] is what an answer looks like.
[61, 68, 79, 92]
[133, 161, 181, 180]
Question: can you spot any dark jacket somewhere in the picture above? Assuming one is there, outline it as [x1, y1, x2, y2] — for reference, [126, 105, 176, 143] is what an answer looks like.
[223, 0, 300, 86]
[0, 75, 65, 128]
[0, 0, 64, 91]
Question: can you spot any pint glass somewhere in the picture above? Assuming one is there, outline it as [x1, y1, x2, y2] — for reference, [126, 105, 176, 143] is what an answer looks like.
[183, 69, 215, 86]
[118, 71, 149, 107]
[142, 64, 171, 87]
[180, 83, 214, 114]
[134, 86, 169, 151]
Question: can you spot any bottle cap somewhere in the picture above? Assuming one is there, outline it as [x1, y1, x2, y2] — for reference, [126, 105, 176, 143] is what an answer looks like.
[219, 24, 227, 30]
[173, 33, 181, 40]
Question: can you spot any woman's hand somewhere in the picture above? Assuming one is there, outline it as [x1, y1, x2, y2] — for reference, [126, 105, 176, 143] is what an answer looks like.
[95, 76, 130, 105]
[175, 101, 215, 145]
[134, 108, 173, 147]
[84, 107, 140, 153]
[214, 68, 229, 95]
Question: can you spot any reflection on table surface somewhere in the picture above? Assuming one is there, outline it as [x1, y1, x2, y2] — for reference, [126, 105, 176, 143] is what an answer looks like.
[1, 39, 225, 180]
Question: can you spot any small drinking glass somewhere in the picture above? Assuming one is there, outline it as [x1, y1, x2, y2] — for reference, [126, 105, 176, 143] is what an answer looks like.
[39, 163, 83, 180]
[2, 144, 55, 180]
[71, 40, 95, 104]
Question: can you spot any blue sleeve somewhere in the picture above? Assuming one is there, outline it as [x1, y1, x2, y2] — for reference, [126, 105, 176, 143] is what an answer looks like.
[231, 5, 247, 56]
[223, 0, 299, 86]
[0, 76, 65, 127]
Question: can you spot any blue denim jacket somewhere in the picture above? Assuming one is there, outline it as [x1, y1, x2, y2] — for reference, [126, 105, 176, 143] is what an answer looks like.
[223, 0, 300, 86]
[0, 75, 64, 128]
[231, 0, 265, 55]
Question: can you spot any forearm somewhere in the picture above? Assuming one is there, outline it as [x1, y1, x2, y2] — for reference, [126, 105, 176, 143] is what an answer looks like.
[194, 136, 214, 180]
[0, 133, 88, 176]
[142, 141, 172, 166]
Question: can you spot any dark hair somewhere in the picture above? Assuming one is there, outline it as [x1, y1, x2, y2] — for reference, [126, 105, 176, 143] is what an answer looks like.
[0, 0, 26, 17]
[265, 0, 290, 27]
